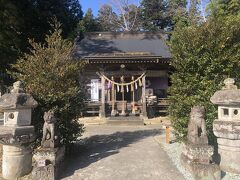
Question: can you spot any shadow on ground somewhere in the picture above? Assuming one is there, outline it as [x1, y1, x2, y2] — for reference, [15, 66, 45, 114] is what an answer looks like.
[60, 128, 162, 179]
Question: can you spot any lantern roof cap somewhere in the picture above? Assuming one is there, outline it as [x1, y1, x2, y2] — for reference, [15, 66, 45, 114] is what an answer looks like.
[211, 78, 240, 105]
[0, 81, 38, 110]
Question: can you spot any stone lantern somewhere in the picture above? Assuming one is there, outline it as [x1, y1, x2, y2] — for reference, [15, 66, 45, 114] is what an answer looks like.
[211, 78, 240, 174]
[0, 81, 37, 179]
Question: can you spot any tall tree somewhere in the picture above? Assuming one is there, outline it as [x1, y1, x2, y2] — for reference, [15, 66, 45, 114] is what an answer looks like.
[33, 0, 83, 39]
[140, 0, 169, 30]
[78, 8, 100, 33]
[0, 1, 21, 73]
[97, 4, 119, 31]
[140, 0, 188, 31]
[0, 0, 37, 82]
[0, 0, 83, 84]
[97, 0, 141, 32]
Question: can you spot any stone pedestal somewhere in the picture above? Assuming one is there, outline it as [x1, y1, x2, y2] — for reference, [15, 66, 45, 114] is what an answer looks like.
[111, 110, 118, 117]
[217, 138, 240, 173]
[2, 145, 32, 179]
[120, 112, 127, 116]
[32, 146, 65, 180]
[181, 142, 221, 180]
[181, 153, 220, 180]
[213, 120, 240, 173]
[0, 125, 35, 179]
[182, 142, 213, 164]
[181, 106, 221, 180]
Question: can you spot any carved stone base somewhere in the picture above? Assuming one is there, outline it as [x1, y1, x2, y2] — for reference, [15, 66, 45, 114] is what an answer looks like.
[120, 111, 127, 116]
[32, 146, 65, 180]
[181, 142, 220, 180]
[32, 164, 56, 180]
[213, 120, 240, 174]
[111, 110, 118, 117]
[2, 145, 32, 179]
[181, 153, 221, 180]
[217, 138, 240, 174]
[41, 139, 60, 149]
[182, 142, 213, 164]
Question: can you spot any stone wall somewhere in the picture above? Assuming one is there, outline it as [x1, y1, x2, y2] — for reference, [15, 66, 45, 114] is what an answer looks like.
[0, 145, 2, 176]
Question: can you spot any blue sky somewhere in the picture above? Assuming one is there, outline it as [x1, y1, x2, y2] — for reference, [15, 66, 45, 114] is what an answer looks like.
[80, 0, 109, 16]
[80, 0, 210, 17]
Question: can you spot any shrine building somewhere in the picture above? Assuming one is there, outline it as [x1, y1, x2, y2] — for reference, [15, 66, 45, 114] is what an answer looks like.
[75, 32, 171, 120]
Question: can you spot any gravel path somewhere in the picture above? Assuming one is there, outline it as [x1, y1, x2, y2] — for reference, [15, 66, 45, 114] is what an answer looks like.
[60, 125, 185, 180]
[155, 134, 240, 180]
[155, 137, 194, 180]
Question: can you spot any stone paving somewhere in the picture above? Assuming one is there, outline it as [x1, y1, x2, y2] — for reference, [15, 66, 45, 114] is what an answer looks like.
[60, 125, 185, 180]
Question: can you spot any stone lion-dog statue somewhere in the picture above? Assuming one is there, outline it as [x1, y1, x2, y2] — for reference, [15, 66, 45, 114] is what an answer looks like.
[41, 110, 60, 148]
[187, 106, 208, 144]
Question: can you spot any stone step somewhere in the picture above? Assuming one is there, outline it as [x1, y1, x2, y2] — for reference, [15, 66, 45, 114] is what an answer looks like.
[106, 116, 144, 126]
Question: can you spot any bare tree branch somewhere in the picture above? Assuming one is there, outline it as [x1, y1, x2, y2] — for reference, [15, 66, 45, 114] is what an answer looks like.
[108, 0, 140, 31]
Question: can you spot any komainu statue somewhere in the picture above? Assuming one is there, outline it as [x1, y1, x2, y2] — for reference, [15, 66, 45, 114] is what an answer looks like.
[187, 106, 208, 144]
[181, 106, 221, 180]
[41, 110, 60, 148]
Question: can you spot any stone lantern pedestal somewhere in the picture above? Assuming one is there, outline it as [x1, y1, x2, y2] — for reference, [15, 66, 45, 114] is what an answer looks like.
[2, 145, 32, 178]
[0, 81, 37, 179]
[181, 106, 220, 180]
[32, 110, 65, 180]
[211, 78, 240, 174]
[212, 121, 240, 173]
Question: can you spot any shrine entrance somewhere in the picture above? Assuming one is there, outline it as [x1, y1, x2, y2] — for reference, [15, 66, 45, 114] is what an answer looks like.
[98, 71, 147, 118]
[76, 31, 171, 120]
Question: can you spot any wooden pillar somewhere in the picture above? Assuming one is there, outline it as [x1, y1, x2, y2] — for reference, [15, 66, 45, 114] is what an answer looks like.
[107, 89, 110, 102]
[141, 75, 147, 119]
[120, 76, 126, 116]
[131, 76, 136, 115]
[166, 126, 171, 144]
[111, 77, 117, 116]
[100, 75, 106, 118]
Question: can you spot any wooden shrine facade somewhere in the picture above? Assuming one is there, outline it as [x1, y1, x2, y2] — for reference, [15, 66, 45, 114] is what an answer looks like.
[75, 32, 171, 119]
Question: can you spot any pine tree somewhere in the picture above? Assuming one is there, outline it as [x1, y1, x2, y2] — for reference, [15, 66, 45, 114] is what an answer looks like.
[78, 8, 100, 33]
[140, 0, 169, 30]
